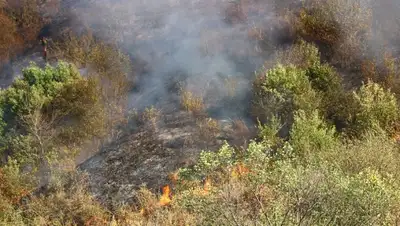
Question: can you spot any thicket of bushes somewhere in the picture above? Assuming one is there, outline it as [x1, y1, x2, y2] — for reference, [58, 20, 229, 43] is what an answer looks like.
[1, 0, 400, 225]
[0, 0, 58, 68]
[1, 42, 399, 225]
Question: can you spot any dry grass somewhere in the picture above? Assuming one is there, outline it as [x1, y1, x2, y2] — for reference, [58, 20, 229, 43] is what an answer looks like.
[197, 117, 220, 147]
[51, 31, 133, 142]
[180, 89, 206, 117]
[288, 0, 372, 70]
[232, 119, 251, 139]
[223, 77, 239, 98]
[0, 10, 22, 65]
[141, 106, 161, 132]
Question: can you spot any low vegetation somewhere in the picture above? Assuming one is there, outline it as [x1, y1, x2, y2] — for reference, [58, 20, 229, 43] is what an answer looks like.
[0, 0, 59, 68]
[2, 0, 400, 225]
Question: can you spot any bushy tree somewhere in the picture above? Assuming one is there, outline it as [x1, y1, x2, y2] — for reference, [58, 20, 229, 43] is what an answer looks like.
[272, 39, 321, 69]
[293, 0, 372, 69]
[289, 109, 338, 161]
[252, 64, 320, 136]
[50, 31, 133, 140]
[350, 81, 399, 136]
[0, 61, 105, 169]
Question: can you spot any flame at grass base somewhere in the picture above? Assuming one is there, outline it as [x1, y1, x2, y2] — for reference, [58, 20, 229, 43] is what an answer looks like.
[159, 184, 172, 206]
[231, 162, 250, 179]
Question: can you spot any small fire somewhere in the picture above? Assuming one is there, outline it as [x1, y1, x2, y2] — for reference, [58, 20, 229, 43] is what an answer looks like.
[158, 184, 172, 206]
[139, 184, 173, 216]
[231, 162, 250, 178]
[203, 177, 211, 193]
[84, 216, 108, 226]
[193, 176, 212, 196]
[392, 133, 400, 142]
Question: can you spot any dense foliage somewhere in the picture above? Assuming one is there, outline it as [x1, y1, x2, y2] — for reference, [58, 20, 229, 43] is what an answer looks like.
[2, 0, 400, 225]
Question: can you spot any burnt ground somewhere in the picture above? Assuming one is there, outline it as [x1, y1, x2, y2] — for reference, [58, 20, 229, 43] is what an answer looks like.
[78, 107, 255, 207]
[1, 0, 283, 207]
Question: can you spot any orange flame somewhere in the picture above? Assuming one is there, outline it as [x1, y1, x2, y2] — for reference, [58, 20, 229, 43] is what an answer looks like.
[194, 176, 212, 196]
[392, 132, 400, 142]
[203, 177, 211, 193]
[84, 216, 108, 226]
[158, 185, 172, 206]
[231, 162, 250, 178]
[193, 177, 212, 196]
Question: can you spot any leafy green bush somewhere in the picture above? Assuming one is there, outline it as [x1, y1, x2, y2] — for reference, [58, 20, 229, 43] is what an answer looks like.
[174, 133, 400, 225]
[350, 81, 399, 136]
[272, 39, 321, 69]
[0, 61, 105, 168]
[289, 109, 338, 161]
[252, 64, 320, 136]
[1, 62, 80, 121]
[50, 31, 133, 138]
[304, 62, 354, 130]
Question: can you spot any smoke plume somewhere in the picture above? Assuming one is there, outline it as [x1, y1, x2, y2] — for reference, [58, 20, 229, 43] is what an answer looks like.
[67, 0, 280, 119]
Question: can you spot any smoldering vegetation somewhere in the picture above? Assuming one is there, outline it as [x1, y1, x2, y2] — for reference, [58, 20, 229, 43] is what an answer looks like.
[67, 0, 287, 119]
[2, 0, 400, 225]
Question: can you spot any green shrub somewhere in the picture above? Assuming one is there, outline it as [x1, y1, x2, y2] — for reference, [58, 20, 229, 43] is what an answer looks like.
[289, 109, 338, 161]
[0, 61, 105, 168]
[273, 39, 321, 69]
[325, 131, 400, 180]
[258, 162, 400, 225]
[50, 31, 133, 136]
[0, 159, 35, 225]
[24, 171, 110, 226]
[350, 81, 399, 136]
[175, 134, 400, 225]
[252, 64, 320, 135]
[304, 62, 353, 130]
[47, 77, 106, 147]
[1, 62, 80, 121]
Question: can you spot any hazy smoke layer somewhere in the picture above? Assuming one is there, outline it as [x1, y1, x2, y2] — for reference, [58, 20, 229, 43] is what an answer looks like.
[69, 0, 278, 118]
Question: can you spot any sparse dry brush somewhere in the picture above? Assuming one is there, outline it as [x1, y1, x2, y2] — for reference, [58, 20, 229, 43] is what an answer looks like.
[3, 0, 400, 225]
[180, 89, 206, 117]
[141, 106, 161, 132]
[51, 31, 133, 141]
[223, 77, 238, 98]
[197, 117, 220, 147]
[361, 52, 400, 97]
[231, 119, 251, 144]
[0, 0, 61, 70]
[288, 0, 372, 70]
[0, 11, 22, 65]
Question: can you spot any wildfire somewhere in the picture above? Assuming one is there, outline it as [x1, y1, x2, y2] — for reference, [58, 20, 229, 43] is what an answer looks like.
[231, 162, 250, 178]
[203, 176, 211, 193]
[392, 133, 400, 142]
[158, 184, 172, 207]
[139, 184, 173, 216]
